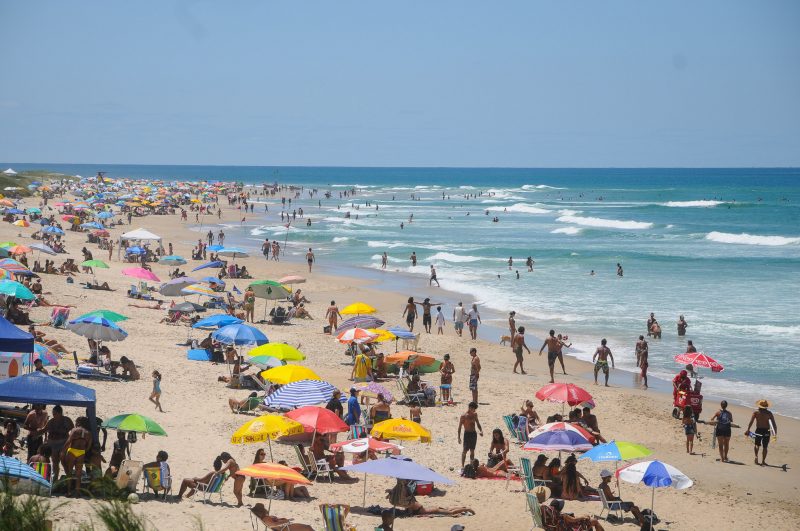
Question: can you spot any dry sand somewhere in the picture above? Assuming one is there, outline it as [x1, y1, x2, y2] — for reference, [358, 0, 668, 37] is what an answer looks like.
[4, 195, 799, 531]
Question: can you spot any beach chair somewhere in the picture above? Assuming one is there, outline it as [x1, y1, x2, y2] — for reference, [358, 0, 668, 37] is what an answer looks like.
[503, 415, 524, 444]
[598, 488, 625, 521]
[349, 424, 368, 440]
[397, 378, 424, 407]
[115, 460, 144, 492]
[236, 396, 263, 415]
[196, 472, 228, 504]
[526, 492, 544, 530]
[142, 462, 172, 499]
[164, 311, 183, 325]
[50, 307, 70, 328]
[29, 462, 52, 496]
[310, 456, 334, 483]
[293, 445, 315, 479]
[319, 503, 350, 531]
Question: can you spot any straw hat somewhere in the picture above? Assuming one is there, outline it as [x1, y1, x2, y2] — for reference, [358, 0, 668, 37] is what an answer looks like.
[533, 485, 550, 503]
[756, 399, 770, 409]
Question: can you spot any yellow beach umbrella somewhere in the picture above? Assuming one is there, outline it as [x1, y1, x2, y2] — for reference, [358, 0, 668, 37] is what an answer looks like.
[260, 365, 321, 385]
[12, 220, 30, 228]
[370, 418, 431, 443]
[340, 302, 377, 315]
[366, 329, 396, 343]
[231, 414, 304, 445]
[248, 343, 306, 361]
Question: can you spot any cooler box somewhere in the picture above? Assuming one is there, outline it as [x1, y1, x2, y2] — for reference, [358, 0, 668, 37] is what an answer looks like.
[415, 481, 433, 496]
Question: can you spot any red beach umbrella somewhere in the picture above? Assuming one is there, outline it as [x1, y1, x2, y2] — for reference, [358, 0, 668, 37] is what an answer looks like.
[535, 382, 594, 406]
[674, 352, 724, 373]
[285, 406, 348, 435]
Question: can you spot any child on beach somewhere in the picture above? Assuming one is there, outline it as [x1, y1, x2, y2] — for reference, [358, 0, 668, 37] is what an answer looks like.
[409, 404, 422, 424]
[150, 370, 163, 412]
[682, 405, 696, 454]
[435, 306, 445, 334]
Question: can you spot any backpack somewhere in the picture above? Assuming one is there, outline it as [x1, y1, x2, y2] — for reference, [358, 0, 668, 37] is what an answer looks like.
[718, 410, 732, 426]
[462, 463, 477, 479]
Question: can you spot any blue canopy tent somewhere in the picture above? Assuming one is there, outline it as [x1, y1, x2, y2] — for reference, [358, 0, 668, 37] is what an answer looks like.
[0, 315, 34, 353]
[0, 372, 98, 444]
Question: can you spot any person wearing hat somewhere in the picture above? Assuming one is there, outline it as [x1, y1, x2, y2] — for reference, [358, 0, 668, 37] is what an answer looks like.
[746, 399, 777, 466]
[345, 387, 362, 426]
[598, 469, 645, 526]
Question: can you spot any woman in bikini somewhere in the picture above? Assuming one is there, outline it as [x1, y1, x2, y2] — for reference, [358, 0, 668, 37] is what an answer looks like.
[487, 429, 512, 469]
[62, 417, 92, 496]
[439, 354, 454, 402]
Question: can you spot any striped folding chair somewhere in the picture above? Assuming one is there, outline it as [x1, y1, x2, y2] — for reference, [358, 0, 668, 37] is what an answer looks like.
[319, 503, 350, 531]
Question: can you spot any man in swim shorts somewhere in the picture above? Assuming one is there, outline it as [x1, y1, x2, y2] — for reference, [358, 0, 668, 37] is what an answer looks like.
[511, 326, 530, 374]
[592, 339, 615, 387]
[539, 330, 561, 384]
[453, 302, 466, 337]
[746, 399, 777, 466]
[469, 347, 480, 403]
[458, 401, 483, 468]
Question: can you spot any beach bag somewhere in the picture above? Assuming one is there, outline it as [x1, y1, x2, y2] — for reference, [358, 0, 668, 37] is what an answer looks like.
[461, 463, 477, 479]
[387, 480, 415, 507]
[487, 454, 502, 468]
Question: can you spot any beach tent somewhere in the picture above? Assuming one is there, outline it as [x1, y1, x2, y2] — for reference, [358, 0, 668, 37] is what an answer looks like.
[0, 372, 98, 443]
[118, 228, 163, 258]
[2, 169, 17, 176]
[0, 315, 34, 353]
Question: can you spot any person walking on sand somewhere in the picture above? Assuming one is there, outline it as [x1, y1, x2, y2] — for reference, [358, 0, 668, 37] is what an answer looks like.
[682, 405, 697, 454]
[403, 297, 418, 332]
[435, 306, 446, 335]
[261, 239, 270, 260]
[439, 354, 454, 402]
[511, 326, 531, 374]
[429, 265, 440, 287]
[469, 348, 480, 404]
[453, 302, 466, 337]
[555, 333, 570, 376]
[149, 370, 163, 412]
[467, 304, 481, 340]
[746, 399, 777, 466]
[592, 339, 614, 386]
[306, 248, 315, 273]
[508, 311, 516, 341]
[710, 401, 734, 462]
[458, 402, 483, 469]
[636, 335, 649, 389]
[326, 301, 342, 333]
[539, 330, 561, 384]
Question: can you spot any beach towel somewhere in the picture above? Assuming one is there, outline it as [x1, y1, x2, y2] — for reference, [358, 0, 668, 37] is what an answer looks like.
[187, 349, 212, 361]
[51, 307, 70, 328]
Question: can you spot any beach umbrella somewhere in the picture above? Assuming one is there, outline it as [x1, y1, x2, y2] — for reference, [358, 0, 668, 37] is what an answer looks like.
[201, 276, 225, 286]
[29, 243, 56, 255]
[260, 365, 321, 385]
[67, 316, 128, 342]
[96, 211, 114, 219]
[231, 414, 305, 459]
[340, 302, 377, 315]
[78, 310, 129, 322]
[213, 323, 268, 346]
[192, 314, 243, 329]
[248, 343, 306, 361]
[277, 275, 305, 285]
[217, 248, 249, 257]
[191, 260, 224, 272]
[335, 315, 386, 333]
[5, 208, 24, 215]
[248, 355, 284, 370]
[37, 218, 50, 226]
[105, 413, 167, 436]
[370, 419, 431, 443]
[92, 229, 110, 238]
[80, 222, 104, 230]
[340, 456, 453, 506]
[41, 225, 63, 235]
[0, 280, 35, 300]
[329, 437, 403, 455]
[125, 246, 145, 255]
[387, 326, 416, 339]
[122, 267, 160, 282]
[385, 351, 435, 368]
[206, 245, 224, 252]
[618, 460, 693, 529]
[26, 207, 41, 214]
[353, 382, 394, 402]
[235, 463, 312, 510]
[181, 284, 224, 298]
[263, 379, 338, 410]
[169, 301, 207, 313]
[12, 220, 30, 228]
[366, 329, 396, 343]
[159, 255, 187, 266]
[674, 352, 724, 373]
[157, 277, 199, 297]
[248, 280, 291, 300]
[581, 441, 652, 462]
[5, 245, 31, 256]
[81, 259, 109, 269]
[285, 406, 348, 435]
[0, 455, 51, 494]
[524, 422, 594, 452]
[335, 328, 378, 345]
[535, 383, 594, 407]
[31, 344, 60, 366]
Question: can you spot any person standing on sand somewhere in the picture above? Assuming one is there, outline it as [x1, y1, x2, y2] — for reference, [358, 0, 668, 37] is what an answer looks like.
[453, 302, 466, 337]
[508, 311, 516, 341]
[636, 335, 649, 389]
[469, 348, 480, 403]
[403, 297, 418, 332]
[261, 239, 270, 260]
[511, 326, 531, 374]
[555, 333, 570, 376]
[306, 248, 315, 273]
[539, 330, 561, 384]
[244, 286, 256, 323]
[677, 315, 688, 336]
[107, 240, 113, 261]
[429, 265, 440, 287]
[416, 298, 441, 334]
[149, 370, 163, 412]
[325, 301, 342, 333]
[592, 339, 614, 386]
[710, 401, 734, 463]
[435, 306, 446, 335]
[467, 304, 481, 340]
[458, 402, 483, 468]
[746, 400, 777, 466]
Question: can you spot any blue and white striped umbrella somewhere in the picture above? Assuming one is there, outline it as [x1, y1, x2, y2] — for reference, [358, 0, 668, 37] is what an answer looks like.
[336, 316, 386, 334]
[387, 326, 416, 340]
[67, 316, 128, 342]
[0, 455, 51, 492]
[212, 323, 268, 346]
[263, 379, 339, 410]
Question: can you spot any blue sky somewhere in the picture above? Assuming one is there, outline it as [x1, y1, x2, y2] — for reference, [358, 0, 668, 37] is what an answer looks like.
[1, 1, 798, 167]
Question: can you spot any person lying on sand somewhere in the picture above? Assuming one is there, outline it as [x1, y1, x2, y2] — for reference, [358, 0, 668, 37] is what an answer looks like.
[128, 301, 166, 310]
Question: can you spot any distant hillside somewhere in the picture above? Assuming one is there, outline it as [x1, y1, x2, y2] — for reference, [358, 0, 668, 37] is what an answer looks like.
[0, 170, 73, 196]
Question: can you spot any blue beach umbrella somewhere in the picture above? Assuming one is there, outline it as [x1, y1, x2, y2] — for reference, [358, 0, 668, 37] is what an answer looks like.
[41, 225, 63, 235]
[207, 244, 224, 251]
[192, 314, 243, 329]
[192, 260, 224, 272]
[387, 326, 416, 340]
[217, 248, 248, 257]
[212, 323, 268, 346]
[97, 211, 114, 219]
[0, 280, 35, 300]
[67, 316, 128, 342]
[159, 255, 187, 266]
[126, 246, 145, 255]
[201, 276, 225, 285]
[38, 218, 50, 226]
[618, 460, 693, 528]
[0, 455, 51, 493]
[263, 379, 339, 410]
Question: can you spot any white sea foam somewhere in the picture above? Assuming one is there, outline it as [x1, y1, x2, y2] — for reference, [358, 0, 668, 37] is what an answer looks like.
[557, 209, 580, 216]
[705, 231, 800, 246]
[367, 240, 405, 249]
[332, 237, 350, 243]
[486, 203, 550, 215]
[556, 214, 653, 230]
[426, 252, 483, 263]
[551, 227, 582, 235]
[521, 184, 566, 190]
[663, 200, 725, 207]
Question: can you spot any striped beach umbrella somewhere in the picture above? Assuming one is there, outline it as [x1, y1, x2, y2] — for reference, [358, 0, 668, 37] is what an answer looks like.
[0, 455, 51, 493]
[67, 316, 128, 342]
[674, 352, 724, 373]
[181, 284, 224, 298]
[523, 422, 595, 452]
[335, 315, 386, 334]
[335, 328, 378, 345]
[535, 383, 594, 407]
[158, 277, 199, 297]
[262, 380, 339, 410]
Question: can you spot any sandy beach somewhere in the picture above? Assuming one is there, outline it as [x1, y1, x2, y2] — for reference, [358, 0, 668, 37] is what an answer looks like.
[2, 189, 798, 531]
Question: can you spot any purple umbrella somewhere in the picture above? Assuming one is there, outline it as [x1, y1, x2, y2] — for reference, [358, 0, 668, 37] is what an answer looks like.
[335, 316, 386, 334]
[340, 456, 454, 505]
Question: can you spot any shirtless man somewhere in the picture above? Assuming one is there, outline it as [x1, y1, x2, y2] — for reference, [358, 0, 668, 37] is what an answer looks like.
[636, 335, 649, 389]
[592, 339, 615, 387]
[409, 252, 417, 266]
[677, 315, 688, 336]
[415, 298, 441, 334]
[686, 340, 697, 353]
[62, 416, 92, 496]
[381, 252, 388, 269]
[746, 400, 777, 466]
[598, 471, 645, 526]
[458, 402, 484, 468]
[539, 330, 561, 384]
[511, 326, 531, 374]
[39, 405, 73, 480]
[305, 248, 315, 273]
[23, 404, 48, 462]
[469, 348, 480, 403]
[508, 311, 516, 341]
[325, 300, 342, 333]
[646, 313, 657, 337]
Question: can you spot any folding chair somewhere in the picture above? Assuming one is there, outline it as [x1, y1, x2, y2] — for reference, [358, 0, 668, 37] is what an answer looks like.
[319, 503, 350, 531]
[526, 492, 544, 530]
[196, 472, 228, 504]
[142, 462, 172, 499]
[598, 488, 625, 521]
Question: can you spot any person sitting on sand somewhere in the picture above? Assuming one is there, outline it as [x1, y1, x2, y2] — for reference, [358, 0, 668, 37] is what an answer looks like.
[487, 428, 513, 469]
[465, 458, 507, 478]
[532, 454, 548, 480]
[118, 356, 140, 380]
[311, 435, 352, 480]
[547, 499, 606, 531]
[559, 455, 592, 500]
[519, 400, 541, 436]
[598, 470, 645, 526]
[294, 303, 312, 319]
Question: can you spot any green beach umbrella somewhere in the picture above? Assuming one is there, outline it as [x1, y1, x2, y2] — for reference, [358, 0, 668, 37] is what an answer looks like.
[81, 259, 109, 269]
[0, 280, 35, 300]
[79, 310, 129, 322]
[0, 242, 17, 248]
[247, 280, 291, 300]
[104, 414, 167, 436]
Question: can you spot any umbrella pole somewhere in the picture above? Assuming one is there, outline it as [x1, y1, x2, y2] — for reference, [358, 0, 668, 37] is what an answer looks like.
[650, 487, 655, 529]
[363, 473, 367, 506]
[268, 437, 274, 462]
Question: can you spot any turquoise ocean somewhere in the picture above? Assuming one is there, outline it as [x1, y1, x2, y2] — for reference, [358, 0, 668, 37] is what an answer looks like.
[6, 164, 800, 416]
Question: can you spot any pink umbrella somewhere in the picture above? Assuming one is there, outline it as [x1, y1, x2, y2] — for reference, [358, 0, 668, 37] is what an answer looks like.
[674, 352, 724, 373]
[121, 267, 160, 282]
[535, 382, 594, 406]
